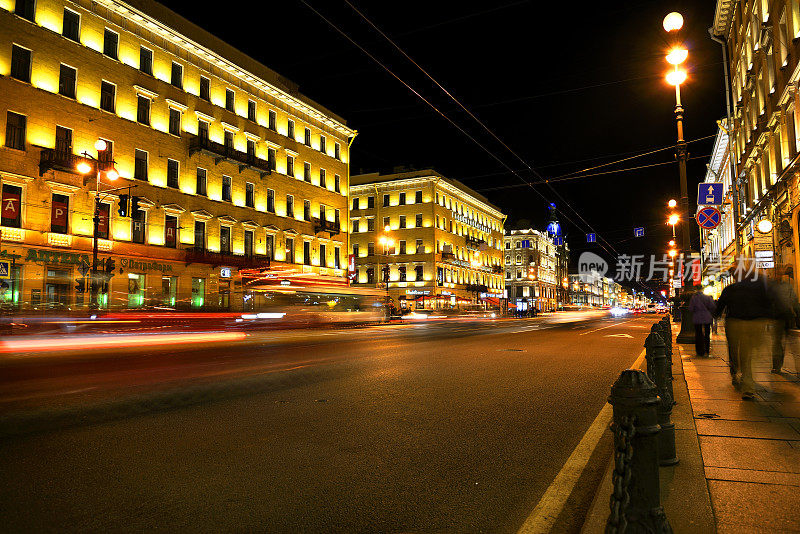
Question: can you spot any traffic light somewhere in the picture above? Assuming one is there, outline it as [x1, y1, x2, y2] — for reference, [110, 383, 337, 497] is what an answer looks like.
[104, 257, 116, 275]
[130, 196, 140, 213]
[75, 278, 85, 293]
[117, 194, 129, 217]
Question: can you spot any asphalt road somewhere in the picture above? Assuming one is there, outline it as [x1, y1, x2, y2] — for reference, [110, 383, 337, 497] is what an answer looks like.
[0, 313, 659, 533]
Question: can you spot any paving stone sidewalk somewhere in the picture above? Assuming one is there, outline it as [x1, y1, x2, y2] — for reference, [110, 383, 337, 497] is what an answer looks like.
[680, 326, 800, 533]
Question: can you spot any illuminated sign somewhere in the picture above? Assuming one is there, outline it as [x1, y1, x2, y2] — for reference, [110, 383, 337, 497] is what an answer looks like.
[451, 211, 491, 233]
[220, 267, 231, 278]
[348, 253, 356, 281]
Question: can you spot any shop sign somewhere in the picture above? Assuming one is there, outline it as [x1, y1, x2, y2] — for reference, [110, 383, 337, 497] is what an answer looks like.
[0, 261, 9, 279]
[24, 247, 90, 266]
[348, 254, 356, 281]
[451, 211, 490, 234]
[120, 258, 174, 273]
[406, 289, 430, 295]
[220, 267, 232, 278]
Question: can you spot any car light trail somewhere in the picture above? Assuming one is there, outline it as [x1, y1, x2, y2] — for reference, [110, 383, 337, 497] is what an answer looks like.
[0, 332, 248, 354]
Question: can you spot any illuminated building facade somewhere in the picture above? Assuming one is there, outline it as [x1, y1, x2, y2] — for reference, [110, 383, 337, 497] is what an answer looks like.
[504, 229, 559, 312]
[349, 169, 505, 310]
[0, 0, 355, 311]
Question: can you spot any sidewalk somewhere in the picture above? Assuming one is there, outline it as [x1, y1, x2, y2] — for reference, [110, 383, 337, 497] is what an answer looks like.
[681, 327, 800, 533]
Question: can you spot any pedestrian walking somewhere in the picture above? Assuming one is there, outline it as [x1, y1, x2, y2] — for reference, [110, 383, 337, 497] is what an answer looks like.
[768, 265, 800, 373]
[689, 289, 716, 357]
[714, 263, 776, 400]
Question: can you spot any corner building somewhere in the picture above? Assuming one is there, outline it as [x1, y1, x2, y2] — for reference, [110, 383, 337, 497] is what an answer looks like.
[0, 0, 355, 311]
[349, 169, 505, 310]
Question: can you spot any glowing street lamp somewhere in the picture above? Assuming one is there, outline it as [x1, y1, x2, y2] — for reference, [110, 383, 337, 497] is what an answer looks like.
[666, 69, 687, 86]
[663, 12, 684, 32]
[668, 249, 678, 258]
[668, 213, 680, 227]
[666, 48, 688, 65]
[668, 199, 677, 208]
[669, 239, 676, 247]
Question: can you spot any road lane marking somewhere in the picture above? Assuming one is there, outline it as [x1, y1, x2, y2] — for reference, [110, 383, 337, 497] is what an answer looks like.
[577, 319, 635, 336]
[604, 333, 634, 338]
[517, 348, 646, 534]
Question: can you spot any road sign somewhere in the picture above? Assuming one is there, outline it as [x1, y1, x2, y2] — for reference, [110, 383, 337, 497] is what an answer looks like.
[696, 206, 721, 230]
[77, 262, 90, 277]
[586, 233, 596, 243]
[0, 261, 9, 279]
[698, 183, 724, 205]
[755, 250, 774, 260]
[553, 236, 563, 246]
[634, 227, 644, 237]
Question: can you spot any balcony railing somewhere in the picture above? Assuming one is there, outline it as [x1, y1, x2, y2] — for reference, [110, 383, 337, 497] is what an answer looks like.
[314, 218, 341, 236]
[39, 148, 93, 177]
[188, 134, 271, 177]
[465, 236, 486, 250]
[184, 247, 270, 268]
[492, 265, 504, 274]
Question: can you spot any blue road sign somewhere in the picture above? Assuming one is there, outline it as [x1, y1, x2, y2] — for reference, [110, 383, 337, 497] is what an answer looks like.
[587, 233, 596, 243]
[698, 182, 724, 205]
[0, 261, 9, 279]
[696, 206, 722, 230]
[634, 227, 645, 237]
[553, 236, 563, 246]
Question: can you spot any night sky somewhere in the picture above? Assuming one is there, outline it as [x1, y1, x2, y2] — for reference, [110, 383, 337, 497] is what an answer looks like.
[165, 0, 724, 281]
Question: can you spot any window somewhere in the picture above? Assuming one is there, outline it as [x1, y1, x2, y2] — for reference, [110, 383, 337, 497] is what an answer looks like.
[352, 219, 360, 232]
[171, 62, 183, 88]
[320, 135, 326, 153]
[103, 28, 118, 59]
[10, 45, 31, 82]
[399, 215, 407, 229]
[383, 216, 390, 228]
[334, 247, 341, 269]
[268, 148, 276, 170]
[367, 218, 375, 231]
[353, 243, 360, 256]
[196, 168, 207, 196]
[383, 194, 390, 207]
[335, 209, 340, 226]
[304, 127, 311, 146]
[244, 229, 254, 256]
[399, 240, 406, 254]
[367, 196, 375, 209]
[191, 277, 205, 307]
[62, 9, 80, 41]
[98, 139, 113, 168]
[335, 175, 341, 193]
[247, 100, 256, 121]
[268, 109, 277, 130]
[320, 169, 326, 188]
[128, 273, 145, 307]
[399, 192, 406, 205]
[303, 199, 311, 221]
[15, 0, 35, 21]
[168, 108, 181, 136]
[198, 120, 209, 140]
[50, 193, 69, 234]
[415, 214, 423, 227]
[286, 195, 294, 217]
[320, 205, 327, 222]
[353, 198, 360, 210]
[167, 159, 179, 189]
[366, 267, 375, 283]
[335, 142, 341, 160]
[200, 76, 210, 101]
[222, 175, 232, 202]
[267, 189, 275, 212]
[415, 190, 423, 203]
[286, 155, 294, 177]
[416, 239, 423, 254]
[220, 226, 231, 254]
[137, 95, 150, 125]
[225, 89, 235, 112]
[100, 81, 115, 112]
[246, 139, 255, 159]
[224, 130, 234, 150]
[245, 182, 254, 208]
[5, 112, 26, 151]
[165, 215, 177, 248]
[139, 47, 153, 75]
[194, 220, 206, 250]
[265, 234, 274, 260]
[132, 209, 145, 244]
[286, 238, 294, 262]
[399, 266, 406, 281]
[320, 243, 327, 267]
[304, 162, 311, 182]
[287, 119, 295, 139]
[1, 184, 22, 227]
[304, 241, 311, 265]
[58, 64, 76, 98]
[415, 265, 423, 281]
[162, 276, 177, 306]
[55, 125, 72, 154]
[367, 243, 375, 257]
[134, 149, 148, 181]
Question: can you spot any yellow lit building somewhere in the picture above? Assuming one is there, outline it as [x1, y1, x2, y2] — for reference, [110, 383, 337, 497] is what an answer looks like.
[504, 229, 558, 312]
[0, 0, 355, 311]
[349, 169, 505, 310]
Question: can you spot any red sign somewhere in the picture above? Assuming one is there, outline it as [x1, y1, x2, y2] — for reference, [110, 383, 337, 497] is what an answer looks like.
[348, 254, 356, 281]
[165, 217, 178, 248]
[51, 196, 69, 231]
[1, 189, 20, 223]
[696, 207, 721, 230]
[97, 203, 110, 238]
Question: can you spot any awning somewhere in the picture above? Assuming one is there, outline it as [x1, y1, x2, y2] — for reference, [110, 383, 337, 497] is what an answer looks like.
[483, 297, 501, 306]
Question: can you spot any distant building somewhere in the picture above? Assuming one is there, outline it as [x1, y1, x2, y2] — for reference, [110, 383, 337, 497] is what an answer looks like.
[569, 274, 622, 308]
[504, 229, 558, 312]
[349, 169, 505, 311]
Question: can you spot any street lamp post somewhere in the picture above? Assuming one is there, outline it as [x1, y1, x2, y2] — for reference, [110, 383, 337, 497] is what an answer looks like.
[378, 226, 394, 314]
[77, 139, 119, 310]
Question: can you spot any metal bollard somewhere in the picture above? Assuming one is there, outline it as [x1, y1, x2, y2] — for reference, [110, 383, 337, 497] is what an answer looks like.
[656, 321, 675, 393]
[644, 329, 678, 466]
[606, 369, 672, 534]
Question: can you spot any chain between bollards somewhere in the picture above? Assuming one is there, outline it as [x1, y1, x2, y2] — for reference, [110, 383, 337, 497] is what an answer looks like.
[645, 328, 678, 466]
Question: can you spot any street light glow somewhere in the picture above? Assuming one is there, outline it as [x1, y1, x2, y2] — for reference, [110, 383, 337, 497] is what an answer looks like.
[106, 168, 119, 181]
[668, 249, 678, 258]
[668, 213, 680, 226]
[666, 48, 688, 65]
[669, 239, 676, 247]
[757, 218, 773, 233]
[666, 69, 687, 86]
[77, 161, 92, 174]
[94, 139, 108, 151]
[663, 12, 683, 32]
[668, 199, 677, 208]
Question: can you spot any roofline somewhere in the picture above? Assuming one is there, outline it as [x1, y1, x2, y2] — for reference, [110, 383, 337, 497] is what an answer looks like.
[712, 0, 735, 37]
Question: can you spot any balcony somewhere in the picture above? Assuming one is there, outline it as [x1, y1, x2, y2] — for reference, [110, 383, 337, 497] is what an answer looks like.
[39, 148, 93, 177]
[465, 236, 486, 250]
[314, 218, 341, 236]
[184, 247, 270, 268]
[188, 134, 271, 178]
[492, 265, 504, 274]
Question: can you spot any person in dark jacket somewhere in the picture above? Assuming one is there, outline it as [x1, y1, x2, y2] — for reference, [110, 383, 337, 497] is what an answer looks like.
[768, 265, 799, 373]
[689, 290, 716, 357]
[714, 265, 776, 399]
